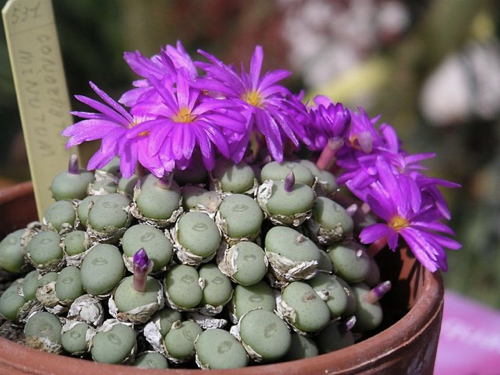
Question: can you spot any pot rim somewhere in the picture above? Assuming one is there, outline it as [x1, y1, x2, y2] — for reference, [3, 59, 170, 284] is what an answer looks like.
[0, 182, 444, 375]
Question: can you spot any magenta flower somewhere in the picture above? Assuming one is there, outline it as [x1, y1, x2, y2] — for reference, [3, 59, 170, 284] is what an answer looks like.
[306, 96, 350, 151]
[301, 96, 351, 170]
[120, 41, 197, 107]
[335, 108, 438, 201]
[196, 45, 300, 162]
[341, 150, 439, 202]
[63, 82, 163, 178]
[119, 49, 176, 107]
[128, 70, 246, 171]
[411, 173, 460, 220]
[358, 157, 461, 272]
[164, 41, 198, 79]
[345, 107, 383, 153]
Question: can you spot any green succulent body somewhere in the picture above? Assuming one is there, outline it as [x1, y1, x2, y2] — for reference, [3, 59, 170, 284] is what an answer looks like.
[230, 242, 267, 286]
[195, 328, 248, 369]
[266, 181, 315, 216]
[61, 322, 91, 355]
[239, 310, 291, 362]
[91, 323, 136, 364]
[80, 244, 125, 295]
[218, 194, 263, 240]
[24, 311, 62, 350]
[232, 281, 276, 321]
[261, 161, 314, 186]
[25, 231, 63, 269]
[199, 263, 232, 308]
[213, 158, 255, 193]
[50, 170, 95, 201]
[177, 212, 220, 258]
[0, 229, 25, 273]
[56, 266, 84, 303]
[88, 193, 131, 234]
[63, 230, 88, 256]
[281, 282, 330, 333]
[0, 281, 26, 322]
[164, 320, 202, 361]
[135, 175, 181, 220]
[133, 352, 169, 369]
[114, 276, 161, 313]
[165, 265, 203, 309]
[122, 224, 172, 272]
[327, 242, 371, 283]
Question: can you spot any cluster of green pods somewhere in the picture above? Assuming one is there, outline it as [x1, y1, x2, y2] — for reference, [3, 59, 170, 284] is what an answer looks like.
[0, 155, 390, 369]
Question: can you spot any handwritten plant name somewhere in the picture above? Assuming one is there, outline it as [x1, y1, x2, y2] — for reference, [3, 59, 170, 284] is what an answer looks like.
[13, 4, 71, 158]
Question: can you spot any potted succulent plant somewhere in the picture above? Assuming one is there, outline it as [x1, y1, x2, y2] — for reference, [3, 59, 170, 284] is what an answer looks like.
[0, 43, 458, 374]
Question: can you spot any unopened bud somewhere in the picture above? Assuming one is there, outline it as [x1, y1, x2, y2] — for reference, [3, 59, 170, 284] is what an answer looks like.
[68, 154, 79, 175]
[133, 248, 153, 292]
[339, 316, 356, 334]
[284, 171, 295, 193]
[364, 281, 392, 304]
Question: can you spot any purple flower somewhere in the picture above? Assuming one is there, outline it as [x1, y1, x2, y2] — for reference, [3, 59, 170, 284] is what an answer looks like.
[411, 173, 461, 220]
[335, 107, 385, 188]
[341, 149, 438, 202]
[63, 82, 163, 178]
[165, 41, 198, 79]
[335, 108, 437, 200]
[196, 45, 300, 162]
[358, 157, 461, 272]
[120, 41, 197, 107]
[119, 49, 176, 107]
[345, 107, 383, 153]
[306, 96, 351, 151]
[300, 95, 351, 170]
[128, 70, 246, 171]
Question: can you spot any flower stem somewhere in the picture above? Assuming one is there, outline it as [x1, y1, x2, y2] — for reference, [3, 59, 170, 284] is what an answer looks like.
[283, 139, 297, 159]
[367, 237, 388, 257]
[316, 138, 343, 170]
[135, 163, 147, 177]
[133, 272, 147, 292]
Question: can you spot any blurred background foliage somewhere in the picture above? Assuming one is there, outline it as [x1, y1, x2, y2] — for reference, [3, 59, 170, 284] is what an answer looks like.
[1, 0, 499, 307]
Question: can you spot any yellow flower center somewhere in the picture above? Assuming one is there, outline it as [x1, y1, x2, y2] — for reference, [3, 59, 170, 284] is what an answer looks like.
[389, 215, 409, 232]
[129, 119, 149, 137]
[173, 107, 196, 123]
[349, 135, 358, 148]
[348, 135, 364, 151]
[242, 90, 263, 107]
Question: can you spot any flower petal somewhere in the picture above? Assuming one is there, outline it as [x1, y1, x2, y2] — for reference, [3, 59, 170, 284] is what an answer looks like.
[400, 228, 440, 272]
[258, 69, 291, 92]
[250, 46, 263, 89]
[89, 82, 134, 124]
[360, 224, 399, 250]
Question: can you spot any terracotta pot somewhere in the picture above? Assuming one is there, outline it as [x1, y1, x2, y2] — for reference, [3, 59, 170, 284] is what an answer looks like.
[0, 182, 444, 375]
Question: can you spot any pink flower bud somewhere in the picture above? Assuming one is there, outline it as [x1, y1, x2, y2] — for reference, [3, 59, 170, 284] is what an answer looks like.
[133, 248, 153, 292]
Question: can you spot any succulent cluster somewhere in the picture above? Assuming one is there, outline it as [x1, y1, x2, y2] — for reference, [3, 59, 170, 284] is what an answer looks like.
[0, 155, 388, 368]
[0, 42, 460, 369]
